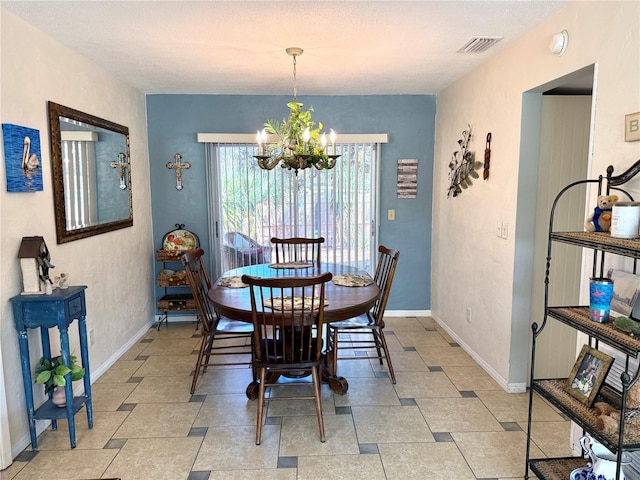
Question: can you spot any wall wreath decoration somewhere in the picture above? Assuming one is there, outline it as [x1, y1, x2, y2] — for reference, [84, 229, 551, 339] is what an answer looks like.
[447, 125, 482, 198]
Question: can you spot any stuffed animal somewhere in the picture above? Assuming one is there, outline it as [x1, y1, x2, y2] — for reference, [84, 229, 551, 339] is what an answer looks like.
[585, 195, 618, 232]
[593, 381, 640, 436]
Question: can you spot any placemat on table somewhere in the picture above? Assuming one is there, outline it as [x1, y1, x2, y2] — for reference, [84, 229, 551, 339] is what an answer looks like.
[269, 261, 313, 269]
[332, 273, 374, 287]
[264, 296, 328, 311]
[217, 276, 248, 288]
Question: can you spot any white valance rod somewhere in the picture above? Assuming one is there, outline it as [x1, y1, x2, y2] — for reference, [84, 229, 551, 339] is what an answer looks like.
[196, 133, 388, 144]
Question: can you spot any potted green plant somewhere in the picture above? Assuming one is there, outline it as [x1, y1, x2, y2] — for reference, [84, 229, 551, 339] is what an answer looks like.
[34, 354, 85, 400]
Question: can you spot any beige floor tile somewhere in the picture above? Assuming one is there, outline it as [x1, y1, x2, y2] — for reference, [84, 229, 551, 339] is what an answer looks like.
[193, 393, 257, 427]
[117, 341, 149, 361]
[139, 336, 200, 355]
[333, 357, 377, 378]
[103, 436, 202, 480]
[352, 405, 434, 443]
[209, 470, 297, 480]
[0, 460, 27, 480]
[333, 377, 401, 407]
[435, 326, 455, 343]
[417, 316, 439, 329]
[453, 430, 544, 478]
[9, 449, 117, 480]
[35, 411, 129, 450]
[369, 349, 428, 373]
[336, 332, 404, 353]
[521, 420, 573, 457]
[476, 390, 563, 423]
[113, 402, 201, 438]
[192, 366, 256, 395]
[90, 382, 137, 411]
[145, 322, 199, 339]
[265, 383, 336, 417]
[192, 425, 281, 470]
[279, 415, 360, 456]
[133, 354, 196, 377]
[379, 442, 476, 479]
[417, 397, 503, 433]
[383, 317, 427, 330]
[417, 345, 477, 367]
[393, 371, 460, 399]
[297, 453, 386, 479]
[442, 365, 503, 391]
[94, 359, 145, 383]
[125, 375, 194, 403]
[394, 330, 450, 349]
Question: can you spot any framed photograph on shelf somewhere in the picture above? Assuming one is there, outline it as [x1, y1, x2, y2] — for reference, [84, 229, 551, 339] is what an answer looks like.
[566, 344, 614, 407]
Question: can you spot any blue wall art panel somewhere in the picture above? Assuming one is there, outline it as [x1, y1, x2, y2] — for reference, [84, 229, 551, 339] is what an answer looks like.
[2, 123, 44, 192]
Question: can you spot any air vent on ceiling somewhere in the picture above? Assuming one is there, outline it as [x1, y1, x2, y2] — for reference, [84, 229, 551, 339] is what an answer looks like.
[457, 36, 503, 53]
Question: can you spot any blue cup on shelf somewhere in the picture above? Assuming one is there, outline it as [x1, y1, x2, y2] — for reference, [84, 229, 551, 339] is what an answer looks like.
[589, 277, 614, 323]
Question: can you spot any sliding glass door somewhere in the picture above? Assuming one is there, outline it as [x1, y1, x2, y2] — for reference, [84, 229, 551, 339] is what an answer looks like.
[205, 140, 380, 277]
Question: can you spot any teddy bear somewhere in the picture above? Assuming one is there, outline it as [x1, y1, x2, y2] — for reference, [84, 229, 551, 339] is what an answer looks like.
[585, 194, 618, 232]
[592, 381, 640, 436]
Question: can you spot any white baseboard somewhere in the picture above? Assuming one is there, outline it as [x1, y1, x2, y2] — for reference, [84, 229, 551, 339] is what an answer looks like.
[431, 313, 525, 394]
[384, 310, 431, 317]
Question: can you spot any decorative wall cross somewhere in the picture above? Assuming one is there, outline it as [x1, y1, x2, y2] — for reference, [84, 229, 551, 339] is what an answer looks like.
[166, 153, 190, 190]
[110, 152, 130, 190]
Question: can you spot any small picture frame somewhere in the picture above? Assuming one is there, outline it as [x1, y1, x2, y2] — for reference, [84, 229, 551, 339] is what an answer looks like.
[566, 344, 613, 407]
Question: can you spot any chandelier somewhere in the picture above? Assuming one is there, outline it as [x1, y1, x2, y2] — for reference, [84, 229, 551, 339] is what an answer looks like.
[254, 47, 340, 175]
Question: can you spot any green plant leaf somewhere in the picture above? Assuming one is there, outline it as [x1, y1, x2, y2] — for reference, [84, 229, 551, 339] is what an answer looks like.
[35, 370, 52, 384]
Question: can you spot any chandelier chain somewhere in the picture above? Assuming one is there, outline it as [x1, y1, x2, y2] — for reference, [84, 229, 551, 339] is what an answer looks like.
[292, 55, 298, 100]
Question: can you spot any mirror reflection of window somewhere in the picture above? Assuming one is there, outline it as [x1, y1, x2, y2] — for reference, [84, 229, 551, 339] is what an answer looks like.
[61, 131, 98, 230]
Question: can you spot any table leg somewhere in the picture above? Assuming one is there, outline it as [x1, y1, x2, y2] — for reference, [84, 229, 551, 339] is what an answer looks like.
[17, 328, 38, 449]
[78, 315, 93, 429]
[59, 325, 77, 448]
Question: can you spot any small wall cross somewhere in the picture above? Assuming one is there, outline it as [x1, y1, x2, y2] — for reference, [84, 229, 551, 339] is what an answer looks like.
[110, 152, 130, 190]
[166, 153, 190, 190]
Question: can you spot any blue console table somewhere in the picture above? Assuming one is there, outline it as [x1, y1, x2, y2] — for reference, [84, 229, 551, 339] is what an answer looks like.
[10, 286, 93, 449]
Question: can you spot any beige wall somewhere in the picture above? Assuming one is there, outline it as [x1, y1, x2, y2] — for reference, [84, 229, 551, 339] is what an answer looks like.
[432, 1, 640, 391]
[0, 9, 154, 458]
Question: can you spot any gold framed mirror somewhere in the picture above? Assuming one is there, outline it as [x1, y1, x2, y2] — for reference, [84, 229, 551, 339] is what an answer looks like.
[48, 102, 133, 244]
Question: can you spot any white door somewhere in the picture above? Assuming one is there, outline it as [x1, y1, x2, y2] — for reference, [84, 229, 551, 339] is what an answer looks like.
[531, 95, 592, 378]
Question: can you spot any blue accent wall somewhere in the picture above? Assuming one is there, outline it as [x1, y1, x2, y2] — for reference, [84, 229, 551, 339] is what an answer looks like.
[146, 95, 435, 311]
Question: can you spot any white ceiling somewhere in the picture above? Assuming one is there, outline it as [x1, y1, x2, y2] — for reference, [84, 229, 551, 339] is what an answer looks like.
[3, 0, 568, 95]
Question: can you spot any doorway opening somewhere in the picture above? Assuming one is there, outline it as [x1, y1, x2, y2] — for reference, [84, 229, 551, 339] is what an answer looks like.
[511, 64, 596, 389]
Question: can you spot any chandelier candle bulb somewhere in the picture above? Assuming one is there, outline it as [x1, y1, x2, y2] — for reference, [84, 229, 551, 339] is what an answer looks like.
[330, 129, 336, 154]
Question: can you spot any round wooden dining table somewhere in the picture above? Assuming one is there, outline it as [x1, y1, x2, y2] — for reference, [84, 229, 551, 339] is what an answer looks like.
[207, 262, 380, 395]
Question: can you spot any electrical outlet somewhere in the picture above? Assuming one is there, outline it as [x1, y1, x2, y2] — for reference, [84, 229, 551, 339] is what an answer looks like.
[466, 307, 471, 324]
[388, 209, 395, 221]
[497, 221, 502, 237]
[89, 329, 95, 346]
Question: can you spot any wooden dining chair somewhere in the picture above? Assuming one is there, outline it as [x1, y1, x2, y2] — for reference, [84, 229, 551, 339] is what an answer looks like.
[271, 237, 324, 266]
[327, 245, 400, 384]
[182, 248, 254, 394]
[242, 271, 333, 445]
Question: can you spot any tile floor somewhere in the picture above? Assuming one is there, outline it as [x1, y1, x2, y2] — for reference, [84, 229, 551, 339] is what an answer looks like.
[2, 316, 572, 480]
